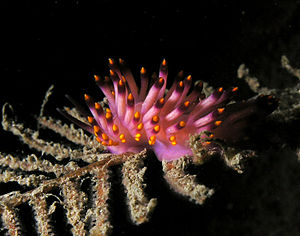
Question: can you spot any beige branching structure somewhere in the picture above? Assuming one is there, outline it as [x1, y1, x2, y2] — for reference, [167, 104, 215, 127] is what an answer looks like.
[0, 91, 263, 235]
[162, 134, 257, 205]
[122, 155, 157, 224]
[0, 100, 154, 235]
[2, 56, 291, 235]
[281, 55, 300, 80]
[89, 168, 112, 236]
[162, 157, 214, 205]
[1, 204, 21, 236]
[29, 193, 54, 236]
[0, 89, 225, 235]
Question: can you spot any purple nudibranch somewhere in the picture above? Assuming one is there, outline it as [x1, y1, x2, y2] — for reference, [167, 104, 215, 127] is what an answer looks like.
[59, 59, 278, 161]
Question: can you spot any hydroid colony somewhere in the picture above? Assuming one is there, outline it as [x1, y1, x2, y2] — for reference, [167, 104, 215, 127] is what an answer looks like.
[0, 58, 278, 235]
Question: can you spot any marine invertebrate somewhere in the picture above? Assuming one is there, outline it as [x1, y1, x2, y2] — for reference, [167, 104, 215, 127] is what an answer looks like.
[60, 59, 277, 162]
[0, 59, 278, 236]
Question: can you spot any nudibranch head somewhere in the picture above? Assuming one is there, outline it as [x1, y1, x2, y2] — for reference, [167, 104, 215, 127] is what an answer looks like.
[61, 59, 278, 161]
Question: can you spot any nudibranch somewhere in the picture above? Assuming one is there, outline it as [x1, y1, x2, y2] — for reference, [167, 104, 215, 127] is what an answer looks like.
[59, 59, 278, 161]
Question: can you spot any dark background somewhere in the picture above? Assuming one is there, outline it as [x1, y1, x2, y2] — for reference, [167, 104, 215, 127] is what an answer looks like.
[1, 0, 300, 109]
[0, 0, 300, 235]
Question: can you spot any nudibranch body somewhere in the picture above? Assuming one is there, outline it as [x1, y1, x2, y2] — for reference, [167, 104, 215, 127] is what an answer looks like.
[61, 59, 278, 161]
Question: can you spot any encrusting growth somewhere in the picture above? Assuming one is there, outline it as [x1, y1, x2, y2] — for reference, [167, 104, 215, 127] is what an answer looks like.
[122, 153, 157, 224]
[89, 168, 112, 236]
[29, 193, 55, 235]
[0, 59, 279, 236]
[1, 205, 21, 236]
[162, 157, 215, 204]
